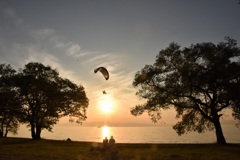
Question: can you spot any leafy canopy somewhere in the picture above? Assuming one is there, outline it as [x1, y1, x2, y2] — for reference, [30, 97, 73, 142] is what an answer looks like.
[0, 64, 20, 137]
[132, 37, 240, 135]
[15, 62, 89, 135]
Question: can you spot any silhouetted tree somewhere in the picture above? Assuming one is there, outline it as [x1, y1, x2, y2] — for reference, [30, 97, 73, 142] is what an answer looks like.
[0, 64, 20, 138]
[15, 62, 89, 140]
[131, 37, 240, 144]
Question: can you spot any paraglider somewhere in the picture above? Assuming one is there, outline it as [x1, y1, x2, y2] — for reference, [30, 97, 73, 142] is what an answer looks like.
[94, 67, 109, 80]
[94, 67, 109, 94]
[103, 90, 107, 94]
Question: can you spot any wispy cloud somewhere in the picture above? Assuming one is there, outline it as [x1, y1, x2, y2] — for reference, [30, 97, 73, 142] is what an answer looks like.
[30, 28, 56, 40]
[0, 8, 81, 83]
[25, 47, 59, 66]
[65, 42, 93, 58]
[0, 6, 140, 122]
[25, 46, 78, 82]
[66, 43, 81, 57]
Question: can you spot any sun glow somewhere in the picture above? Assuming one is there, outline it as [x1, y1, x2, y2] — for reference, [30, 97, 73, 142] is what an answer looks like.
[101, 126, 111, 140]
[98, 96, 114, 113]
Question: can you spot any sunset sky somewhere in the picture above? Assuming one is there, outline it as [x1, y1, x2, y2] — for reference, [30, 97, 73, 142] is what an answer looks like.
[1, 0, 240, 126]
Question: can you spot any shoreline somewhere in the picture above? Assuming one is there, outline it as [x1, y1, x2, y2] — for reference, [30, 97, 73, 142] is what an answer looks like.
[10, 124, 240, 144]
[2, 137, 240, 145]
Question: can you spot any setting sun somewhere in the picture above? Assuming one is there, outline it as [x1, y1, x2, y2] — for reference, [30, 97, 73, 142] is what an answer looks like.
[98, 96, 114, 113]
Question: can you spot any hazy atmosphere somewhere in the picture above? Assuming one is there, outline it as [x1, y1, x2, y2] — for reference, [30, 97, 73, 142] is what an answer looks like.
[1, 0, 240, 126]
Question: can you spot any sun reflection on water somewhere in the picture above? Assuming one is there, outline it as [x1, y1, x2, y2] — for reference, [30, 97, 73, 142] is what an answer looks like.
[101, 126, 111, 140]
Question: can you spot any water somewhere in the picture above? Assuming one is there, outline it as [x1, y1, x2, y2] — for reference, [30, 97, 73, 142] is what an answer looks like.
[9, 124, 240, 143]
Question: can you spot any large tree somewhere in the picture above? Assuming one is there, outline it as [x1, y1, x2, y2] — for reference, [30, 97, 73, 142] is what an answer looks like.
[15, 62, 89, 139]
[131, 37, 240, 144]
[0, 64, 20, 138]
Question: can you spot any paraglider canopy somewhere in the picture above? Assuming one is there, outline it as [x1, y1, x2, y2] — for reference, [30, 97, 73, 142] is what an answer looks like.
[103, 90, 107, 94]
[94, 67, 109, 80]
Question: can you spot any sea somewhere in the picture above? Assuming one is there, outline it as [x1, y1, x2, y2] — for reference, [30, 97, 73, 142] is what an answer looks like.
[9, 124, 240, 144]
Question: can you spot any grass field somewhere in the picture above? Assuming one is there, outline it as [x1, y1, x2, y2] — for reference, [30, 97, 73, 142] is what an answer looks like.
[0, 138, 240, 160]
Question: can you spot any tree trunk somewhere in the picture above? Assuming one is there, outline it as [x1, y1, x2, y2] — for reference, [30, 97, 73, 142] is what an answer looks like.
[0, 123, 3, 138]
[0, 129, 3, 138]
[213, 118, 226, 144]
[4, 130, 8, 138]
[30, 121, 37, 140]
[35, 124, 42, 140]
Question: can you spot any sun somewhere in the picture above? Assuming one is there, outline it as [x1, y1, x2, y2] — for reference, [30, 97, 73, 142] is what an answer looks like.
[98, 96, 114, 113]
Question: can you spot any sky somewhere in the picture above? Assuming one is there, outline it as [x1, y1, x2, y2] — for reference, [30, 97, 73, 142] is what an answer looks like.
[1, 0, 240, 126]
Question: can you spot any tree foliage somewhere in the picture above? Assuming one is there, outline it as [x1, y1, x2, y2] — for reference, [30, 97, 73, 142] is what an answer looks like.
[0, 64, 20, 138]
[14, 62, 89, 139]
[131, 37, 240, 144]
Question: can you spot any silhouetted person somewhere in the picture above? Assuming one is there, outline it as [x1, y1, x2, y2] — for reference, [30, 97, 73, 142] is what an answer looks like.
[109, 136, 118, 160]
[102, 137, 109, 159]
[109, 136, 115, 148]
[102, 136, 109, 150]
